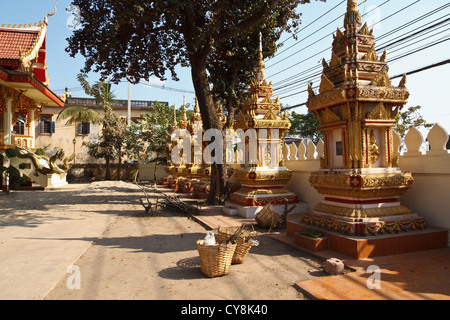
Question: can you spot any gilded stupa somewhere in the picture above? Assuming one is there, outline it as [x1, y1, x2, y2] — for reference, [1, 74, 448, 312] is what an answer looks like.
[226, 34, 299, 218]
[302, 0, 427, 236]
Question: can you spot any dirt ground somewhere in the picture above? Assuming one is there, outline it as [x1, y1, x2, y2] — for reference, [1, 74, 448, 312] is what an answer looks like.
[1, 181, 328, 300]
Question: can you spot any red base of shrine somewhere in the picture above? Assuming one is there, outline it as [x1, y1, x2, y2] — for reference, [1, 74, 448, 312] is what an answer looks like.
[286, 219, 448, 259]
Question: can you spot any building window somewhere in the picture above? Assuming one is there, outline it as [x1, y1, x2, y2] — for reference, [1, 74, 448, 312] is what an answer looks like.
[13, 119, 25, 135]
[40, 115, 55, 134]
[77, 122, 90, 135]
[336, 141, 343, 156]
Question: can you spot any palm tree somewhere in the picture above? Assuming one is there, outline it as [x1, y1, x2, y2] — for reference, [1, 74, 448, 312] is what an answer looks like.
[57, 74, 119, 180]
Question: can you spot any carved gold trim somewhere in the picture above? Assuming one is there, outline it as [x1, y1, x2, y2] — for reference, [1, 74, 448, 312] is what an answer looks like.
[309, 172, 414, 198]
[312, 203, 412, 218]
[234, 169, 293, 186]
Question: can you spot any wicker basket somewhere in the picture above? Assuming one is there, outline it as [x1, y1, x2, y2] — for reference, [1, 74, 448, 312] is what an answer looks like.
[197, 240, 237, 278]
[216, 227, 257, 264]
[255, 203, 283, 229]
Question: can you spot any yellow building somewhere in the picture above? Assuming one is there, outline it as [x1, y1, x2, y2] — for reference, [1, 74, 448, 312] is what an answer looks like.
[38, 97, 165, 164]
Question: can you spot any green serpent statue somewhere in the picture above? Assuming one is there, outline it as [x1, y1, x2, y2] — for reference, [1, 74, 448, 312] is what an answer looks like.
[15, 146, 66, 177]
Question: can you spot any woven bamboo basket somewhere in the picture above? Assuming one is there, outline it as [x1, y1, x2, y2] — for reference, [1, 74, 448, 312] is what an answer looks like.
[197, 240, 237, 278]
[255, 203, 283, 229]
[216, 227, 257, 264]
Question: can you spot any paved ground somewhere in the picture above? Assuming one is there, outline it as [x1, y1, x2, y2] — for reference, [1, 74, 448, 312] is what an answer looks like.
[0, 181, 327, 300]
[2, 181, 448, 301]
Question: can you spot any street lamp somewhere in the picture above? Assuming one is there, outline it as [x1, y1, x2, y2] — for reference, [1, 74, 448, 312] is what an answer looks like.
[72, 138, 76, 164]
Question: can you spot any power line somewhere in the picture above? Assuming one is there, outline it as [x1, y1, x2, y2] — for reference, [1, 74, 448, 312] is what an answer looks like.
[266, 0, 346, 67]
[280, 58, 450, 111]
[268, 0, 422, 81]
[272, 2, 450, 96]
[266, 0, 392, 72]
[138, 81, 195, 94]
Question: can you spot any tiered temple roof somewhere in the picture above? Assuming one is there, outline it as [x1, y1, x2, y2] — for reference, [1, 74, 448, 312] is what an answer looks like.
[0, 5, 64, 107]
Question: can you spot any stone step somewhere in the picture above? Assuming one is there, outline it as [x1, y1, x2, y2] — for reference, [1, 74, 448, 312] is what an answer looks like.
[286, 219, 448, 259]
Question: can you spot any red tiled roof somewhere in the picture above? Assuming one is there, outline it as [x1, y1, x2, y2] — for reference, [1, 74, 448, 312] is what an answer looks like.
[0, 28, 39, 61]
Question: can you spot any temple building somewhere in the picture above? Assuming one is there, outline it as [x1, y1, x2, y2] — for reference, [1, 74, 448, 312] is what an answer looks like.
[225, 34, 299, 218]
[0, 7, 67, 191]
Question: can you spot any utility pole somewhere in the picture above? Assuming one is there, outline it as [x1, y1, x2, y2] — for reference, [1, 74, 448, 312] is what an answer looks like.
[127, 77, 131, 127]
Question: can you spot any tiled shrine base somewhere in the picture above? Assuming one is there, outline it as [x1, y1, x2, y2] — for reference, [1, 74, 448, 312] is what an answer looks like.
[286, 216, 448, 259]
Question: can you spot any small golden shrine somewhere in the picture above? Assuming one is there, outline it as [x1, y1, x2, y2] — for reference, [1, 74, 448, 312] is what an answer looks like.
[302, 0, 427, 236]
[163, 104, 181, 187]
[164, 98, 212, 198]
[227, 34, 298, 218]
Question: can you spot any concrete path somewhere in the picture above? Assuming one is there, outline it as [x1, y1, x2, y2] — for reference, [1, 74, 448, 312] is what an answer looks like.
[0, 182, 139, 299]
[0, 182, 326, 300]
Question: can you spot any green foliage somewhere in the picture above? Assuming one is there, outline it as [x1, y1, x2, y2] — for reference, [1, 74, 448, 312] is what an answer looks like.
[5, 148, 17, 159]
[66, 0, 313, 84]
[395, 105, 434, 138]
[18, 163, 27, 170]
[35, 148, 47, 157]
[6, 167, 26, 191]
[0, 157, 26, 191]
[288, 111, 323, 144]
[126, 102, 175, 166]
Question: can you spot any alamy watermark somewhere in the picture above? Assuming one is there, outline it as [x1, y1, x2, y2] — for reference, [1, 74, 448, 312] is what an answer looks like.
[66, 265, 81, 290]
[66, 5, 82, 30]
[363, 4, 382, 30]
[366, 265, 381, 290]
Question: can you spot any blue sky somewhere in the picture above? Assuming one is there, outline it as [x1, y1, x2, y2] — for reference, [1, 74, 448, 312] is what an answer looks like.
[2, 0, 450, 133]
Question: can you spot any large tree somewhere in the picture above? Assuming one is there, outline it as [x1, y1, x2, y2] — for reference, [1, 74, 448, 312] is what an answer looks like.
[66, 0, 321, 203]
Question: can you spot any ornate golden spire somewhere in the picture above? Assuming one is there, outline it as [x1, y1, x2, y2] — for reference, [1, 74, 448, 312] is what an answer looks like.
[194, 97, 200, 114]
[172, 104, 177, 129]
[190, 97, 202, 123]
[180, 98, 187, 128]
[344, 0, 362, 28]
[257, 32, 266, 82]
[347, 0, 358, 12]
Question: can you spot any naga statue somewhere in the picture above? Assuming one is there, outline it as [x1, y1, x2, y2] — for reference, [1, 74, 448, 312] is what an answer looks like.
[15, 146, 66, 177]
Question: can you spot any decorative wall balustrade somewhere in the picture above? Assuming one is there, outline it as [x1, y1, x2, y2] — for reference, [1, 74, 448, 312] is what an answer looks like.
[281, 123, 449, 163]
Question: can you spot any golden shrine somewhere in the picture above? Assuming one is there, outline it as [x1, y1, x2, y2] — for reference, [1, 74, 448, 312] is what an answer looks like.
[301, 0, 427, 236]
[225, 34, 299, 218]
[284, 0, 448, 259]
[0, 6, 67, 191]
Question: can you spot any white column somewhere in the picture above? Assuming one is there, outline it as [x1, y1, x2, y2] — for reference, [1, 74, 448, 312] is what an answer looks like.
[28, 109, 35, 149]
[3, 96, 12, 145]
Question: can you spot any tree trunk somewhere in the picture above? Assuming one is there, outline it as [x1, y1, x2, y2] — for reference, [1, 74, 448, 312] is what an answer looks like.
[105, 157, 111, 181]
[189, 54, 228, 204]
[117, 150, 122, 181]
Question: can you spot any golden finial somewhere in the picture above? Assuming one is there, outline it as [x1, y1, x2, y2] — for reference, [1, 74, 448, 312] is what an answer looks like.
[172, 104, 177, 129]
[347, 0, 358, 12]
[44, 1, 58, 25]
[194, 97, 200, 113]
[257, 32, 266, 82]
[344, 0, 362, 28]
